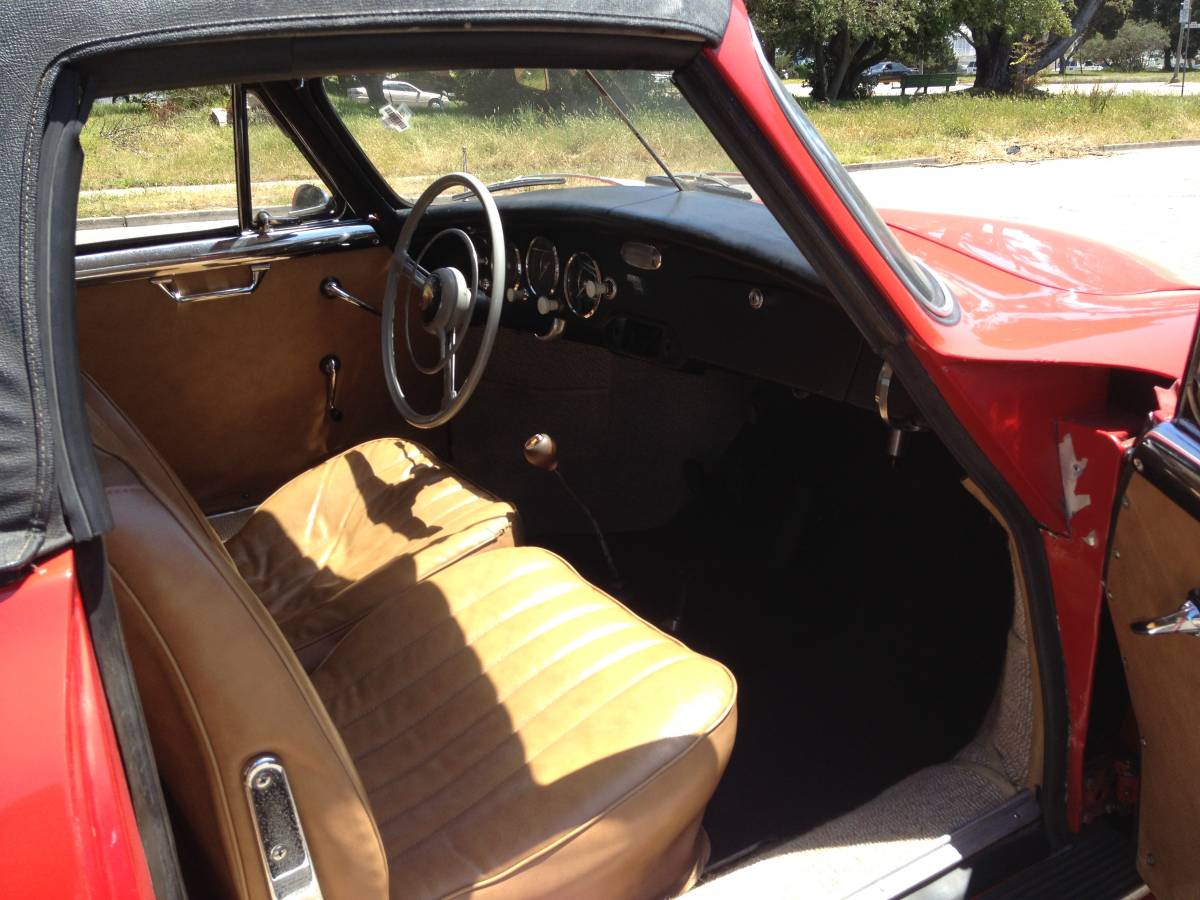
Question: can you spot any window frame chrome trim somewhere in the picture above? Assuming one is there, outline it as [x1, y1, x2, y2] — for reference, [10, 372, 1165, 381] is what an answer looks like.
[74, 221, 381, 284]
[750, 33, 960, 325]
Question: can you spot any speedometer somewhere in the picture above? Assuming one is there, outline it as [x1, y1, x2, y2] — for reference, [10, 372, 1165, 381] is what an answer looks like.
[563, 251, 615, 319]
[524, 237, 559, 298]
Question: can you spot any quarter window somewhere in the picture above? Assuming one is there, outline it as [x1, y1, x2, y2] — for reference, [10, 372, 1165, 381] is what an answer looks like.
[77, 85, 337, 247]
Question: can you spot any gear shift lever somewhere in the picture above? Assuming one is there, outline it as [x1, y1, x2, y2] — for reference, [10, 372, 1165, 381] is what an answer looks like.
[524, 433, 622, 591]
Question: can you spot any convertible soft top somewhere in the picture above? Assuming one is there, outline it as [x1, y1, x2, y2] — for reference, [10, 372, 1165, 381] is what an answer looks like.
[0, 0, 732, 572]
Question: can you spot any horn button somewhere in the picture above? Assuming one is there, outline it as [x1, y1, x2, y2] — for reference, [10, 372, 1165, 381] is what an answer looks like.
[420, 267, 473, 335]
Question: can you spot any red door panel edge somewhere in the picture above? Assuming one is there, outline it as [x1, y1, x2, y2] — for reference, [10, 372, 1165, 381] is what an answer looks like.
[0, 549, 153, 900]
[1042, 422, 1127, 829]
[707, 0, 1179, 829]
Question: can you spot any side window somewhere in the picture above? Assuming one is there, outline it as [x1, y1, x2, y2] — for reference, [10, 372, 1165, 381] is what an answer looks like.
[246, 91, 336, 229]
[77, 85, 338, 247]
[78, 86, 238, 245]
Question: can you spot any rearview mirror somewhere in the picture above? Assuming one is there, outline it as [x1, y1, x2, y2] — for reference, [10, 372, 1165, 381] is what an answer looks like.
[514, 68, 551, 92]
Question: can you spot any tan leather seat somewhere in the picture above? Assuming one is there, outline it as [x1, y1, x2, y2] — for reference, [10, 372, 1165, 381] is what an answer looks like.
[226, 438, 519, 665]
[85, 376, 737, 900]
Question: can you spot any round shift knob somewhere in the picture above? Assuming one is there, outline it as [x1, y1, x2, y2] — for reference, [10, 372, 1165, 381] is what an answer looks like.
[523, 433, 558, 471]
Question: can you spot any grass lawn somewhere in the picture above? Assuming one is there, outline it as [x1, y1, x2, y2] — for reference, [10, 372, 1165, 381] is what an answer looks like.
[1040, 70, 1193, 84]
[79, 91, 1200, 219]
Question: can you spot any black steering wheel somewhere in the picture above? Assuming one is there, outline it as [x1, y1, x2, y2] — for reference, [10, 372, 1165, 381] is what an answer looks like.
[381, 172, 505, 428]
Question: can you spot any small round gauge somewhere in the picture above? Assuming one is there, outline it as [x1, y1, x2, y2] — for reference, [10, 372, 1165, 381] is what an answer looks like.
[524, 237, 559, 297]
[563, 251, 608, 319]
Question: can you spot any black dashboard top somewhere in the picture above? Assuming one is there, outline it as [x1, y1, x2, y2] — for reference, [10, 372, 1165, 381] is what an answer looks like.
[421, 186, 830, 302]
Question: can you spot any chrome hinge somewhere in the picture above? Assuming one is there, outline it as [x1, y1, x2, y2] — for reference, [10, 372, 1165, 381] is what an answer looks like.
[244, 755, 323, 900]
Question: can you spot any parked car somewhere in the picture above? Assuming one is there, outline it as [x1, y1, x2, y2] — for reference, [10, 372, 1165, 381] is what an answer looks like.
[347, 78, 449, 108]
[4, 2, 1198, 899]
[863, 60, 916, 81]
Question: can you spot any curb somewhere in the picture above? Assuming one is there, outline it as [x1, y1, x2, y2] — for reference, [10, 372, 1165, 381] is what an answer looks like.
[844, 157, 940, 171]
[1097, 138, 1200, 152]
[78, 206, 238, 231]
[844, 138, 1200, 174]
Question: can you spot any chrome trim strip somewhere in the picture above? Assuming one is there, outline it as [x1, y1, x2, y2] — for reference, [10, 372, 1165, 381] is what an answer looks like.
[75, 222, 381, 284]
[1136, 420, 1200, 522]
[843, 790, 1039, 900]
[244, 755, 323, 900]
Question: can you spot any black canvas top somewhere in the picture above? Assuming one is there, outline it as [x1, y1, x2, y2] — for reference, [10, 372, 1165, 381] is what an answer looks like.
[0, 0, 731, 572]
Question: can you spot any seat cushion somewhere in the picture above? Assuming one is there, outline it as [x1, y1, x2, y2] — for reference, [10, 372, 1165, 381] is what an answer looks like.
[311, 546, 737, 900]
[227, 438, 519, 662]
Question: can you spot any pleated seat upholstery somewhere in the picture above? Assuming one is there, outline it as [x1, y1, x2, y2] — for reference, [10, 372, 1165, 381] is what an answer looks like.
[226, 437, 519, 664]
[311, 547, 738, 898]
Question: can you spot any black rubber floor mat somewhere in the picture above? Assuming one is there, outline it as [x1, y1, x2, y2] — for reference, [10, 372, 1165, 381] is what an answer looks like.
[977, 824, 1141, 900]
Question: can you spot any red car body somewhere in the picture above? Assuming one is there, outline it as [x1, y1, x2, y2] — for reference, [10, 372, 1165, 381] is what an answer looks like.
[3, 0, 1196, 895]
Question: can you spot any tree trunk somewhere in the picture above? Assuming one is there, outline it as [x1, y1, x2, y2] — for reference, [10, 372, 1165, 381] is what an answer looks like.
[761, 36, 779, 74]
[1033, 0, 1105, 71]
[973, 26, 1014, 92]
[826, 28, 856, 100]
[1163, 45, 1174, 71]
[811, 43, 830, 101]
[362, 75, 387, 108]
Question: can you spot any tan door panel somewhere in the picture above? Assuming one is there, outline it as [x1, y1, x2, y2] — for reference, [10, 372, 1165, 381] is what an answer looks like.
[1106, 473, 1200, 898]
[77, 247, 439, 512]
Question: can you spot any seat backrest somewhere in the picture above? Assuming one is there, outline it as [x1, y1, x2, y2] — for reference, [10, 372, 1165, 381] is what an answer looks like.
[83, 375, 387, 900]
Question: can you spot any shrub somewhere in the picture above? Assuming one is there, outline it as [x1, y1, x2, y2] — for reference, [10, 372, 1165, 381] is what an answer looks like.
[1081, 19, 1170, 71]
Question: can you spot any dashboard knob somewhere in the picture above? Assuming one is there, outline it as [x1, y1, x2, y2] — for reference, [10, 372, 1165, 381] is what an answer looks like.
[506, 286, 529, 303]
[536, 296, 560, 316]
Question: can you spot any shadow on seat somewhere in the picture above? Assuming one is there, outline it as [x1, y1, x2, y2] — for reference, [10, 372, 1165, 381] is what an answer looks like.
[83, 374, 737, 899]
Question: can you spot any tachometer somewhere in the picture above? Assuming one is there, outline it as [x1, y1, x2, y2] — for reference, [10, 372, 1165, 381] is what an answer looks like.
[563, 251, 616, 319]
[524, 237, 559, 298]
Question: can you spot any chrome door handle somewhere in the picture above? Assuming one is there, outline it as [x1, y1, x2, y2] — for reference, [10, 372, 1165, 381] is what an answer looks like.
[321, 277, 380, 316]
[1131, 595, 1200, 636]
[319, 354, 343, 422]
[151, 263, 270, 303]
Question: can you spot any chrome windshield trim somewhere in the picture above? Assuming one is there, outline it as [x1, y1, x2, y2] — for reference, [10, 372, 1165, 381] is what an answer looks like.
[751, 35, 960, 325]
[75, 222, 381, 284]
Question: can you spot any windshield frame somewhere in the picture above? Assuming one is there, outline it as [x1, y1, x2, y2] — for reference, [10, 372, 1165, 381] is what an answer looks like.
[747, 36, 959, 325]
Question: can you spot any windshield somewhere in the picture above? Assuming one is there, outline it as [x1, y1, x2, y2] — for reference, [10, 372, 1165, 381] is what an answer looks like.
[324, 69, 747, 202]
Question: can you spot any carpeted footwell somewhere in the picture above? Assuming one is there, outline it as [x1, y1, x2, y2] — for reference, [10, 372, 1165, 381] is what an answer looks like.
[684, 477, 1037, 898]
[527, 389, 1027, 885]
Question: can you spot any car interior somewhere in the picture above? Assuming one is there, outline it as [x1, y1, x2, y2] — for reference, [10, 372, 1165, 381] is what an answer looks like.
[73, 69, 1043, 899]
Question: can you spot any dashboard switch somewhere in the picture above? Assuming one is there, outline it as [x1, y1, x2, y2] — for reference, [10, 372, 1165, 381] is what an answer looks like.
[536, 296, 561, 316]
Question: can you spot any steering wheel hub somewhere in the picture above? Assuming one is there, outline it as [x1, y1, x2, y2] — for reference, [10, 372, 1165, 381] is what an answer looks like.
[420, 266, 473, 335]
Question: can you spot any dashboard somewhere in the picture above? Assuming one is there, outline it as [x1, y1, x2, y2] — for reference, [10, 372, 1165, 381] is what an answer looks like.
[414, 186, 877, 407]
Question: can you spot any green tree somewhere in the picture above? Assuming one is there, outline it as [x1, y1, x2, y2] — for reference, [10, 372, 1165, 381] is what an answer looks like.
[750, 0, 957, 100]
[1129, 0, 1190, 70]
[1081, 17, 1170, 67]
[953, 0, 1128, 91]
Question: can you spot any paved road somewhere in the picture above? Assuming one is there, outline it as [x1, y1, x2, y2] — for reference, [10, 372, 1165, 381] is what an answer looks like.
[785, 79, 1200, 98]
[851, 145, 1200, 284]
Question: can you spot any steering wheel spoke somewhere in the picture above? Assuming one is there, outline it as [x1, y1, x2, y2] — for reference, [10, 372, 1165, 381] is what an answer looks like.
[380, 173, 505, 429]
[442, 329, 458, 404]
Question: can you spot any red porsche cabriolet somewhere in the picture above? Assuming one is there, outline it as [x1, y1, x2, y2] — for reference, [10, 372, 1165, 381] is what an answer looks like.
[1, 1, 1197, 898]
